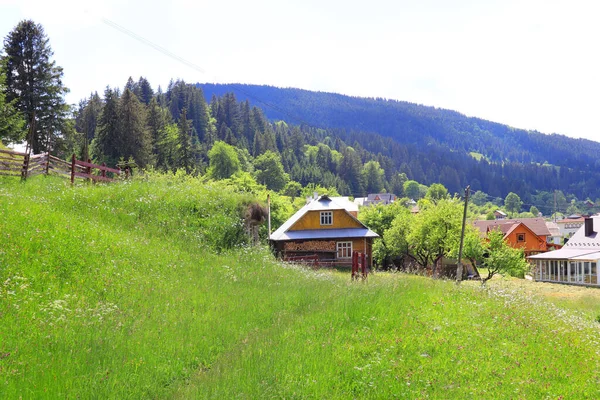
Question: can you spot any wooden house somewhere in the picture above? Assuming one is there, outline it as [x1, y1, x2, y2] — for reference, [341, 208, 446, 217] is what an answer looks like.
[473, 218, 551, 257]
[270, 195, 379, 267]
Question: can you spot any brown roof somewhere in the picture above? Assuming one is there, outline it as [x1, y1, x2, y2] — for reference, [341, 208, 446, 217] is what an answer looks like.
[556, 217, 585, 224]
[473, 218, 551, 237]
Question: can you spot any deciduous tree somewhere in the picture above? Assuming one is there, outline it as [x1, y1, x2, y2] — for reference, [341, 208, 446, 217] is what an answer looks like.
[208, 141, 240, 179]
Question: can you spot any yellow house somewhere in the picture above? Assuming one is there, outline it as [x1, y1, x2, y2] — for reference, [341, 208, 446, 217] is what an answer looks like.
[270, 195, 379, 267]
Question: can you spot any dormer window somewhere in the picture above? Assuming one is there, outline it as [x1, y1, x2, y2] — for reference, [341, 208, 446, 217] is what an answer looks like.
[517, 233, 525, 242]
[320, 211, 333, 225]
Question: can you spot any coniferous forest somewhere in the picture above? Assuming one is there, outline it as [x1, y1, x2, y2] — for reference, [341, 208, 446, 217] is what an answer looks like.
[3, 20, 600, 215]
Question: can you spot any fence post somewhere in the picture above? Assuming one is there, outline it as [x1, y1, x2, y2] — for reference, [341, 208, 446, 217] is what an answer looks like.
[87, 158, 92, 183]
[70, 153, 76, 185]
[21, 153, 30, 181]
[101, 163, 107, 179]
[361, 253, 367, 279]
[45, 152, 50, 175]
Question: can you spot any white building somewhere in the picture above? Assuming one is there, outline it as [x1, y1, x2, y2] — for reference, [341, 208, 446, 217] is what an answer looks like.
[556, 215, 584, 239]
[529, 217, 600, 286]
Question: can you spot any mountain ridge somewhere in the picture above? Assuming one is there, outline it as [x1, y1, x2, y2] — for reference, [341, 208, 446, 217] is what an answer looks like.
[197, 83, 600, 169]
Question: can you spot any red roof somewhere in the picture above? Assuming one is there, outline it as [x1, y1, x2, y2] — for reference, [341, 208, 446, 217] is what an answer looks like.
[473, 218, 551, 237]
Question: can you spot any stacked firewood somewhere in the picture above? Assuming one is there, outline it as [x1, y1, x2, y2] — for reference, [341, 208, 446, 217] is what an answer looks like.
[284, 240, 336, 252]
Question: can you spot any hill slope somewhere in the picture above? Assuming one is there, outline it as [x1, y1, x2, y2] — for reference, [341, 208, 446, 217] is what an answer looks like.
[2, 176, 600, 397]
[198, 83, 600, 167]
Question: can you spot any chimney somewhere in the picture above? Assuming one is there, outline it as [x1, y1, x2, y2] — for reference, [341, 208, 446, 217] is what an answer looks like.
[585, 217, 595, 237]
[313, 191, 319, 200]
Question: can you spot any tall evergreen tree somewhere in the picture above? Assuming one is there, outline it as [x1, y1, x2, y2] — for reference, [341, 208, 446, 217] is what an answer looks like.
[1, 20, 68, 153]
[177, 108, 194, 174]
[137, 77, 154, 105]
[340, 147, 364, 195]
[91, 87, 121, 166]
[75, 92, 103, 159]
[147, 97, 170, 167]
[119, 88, 152, 167]
[0, 65, 25, 143]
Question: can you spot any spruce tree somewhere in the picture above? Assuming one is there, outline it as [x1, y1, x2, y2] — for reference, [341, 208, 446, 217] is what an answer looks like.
[177, 108, 194, 174]
[137, 77, 154, 105]
[91, 87, 121, 166]
[0, 66, 25, 143]
[120, 88, 152, 167]
[147, 97, 170, 166]
[1, 20, 68, 153]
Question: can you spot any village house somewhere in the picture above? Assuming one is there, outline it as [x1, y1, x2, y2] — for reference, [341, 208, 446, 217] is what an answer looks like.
[494, 210, 507, 220]
[529, 217, 600, 286]
[270, 195, 378, 267]
[363, 193, 396, 206]
[473, 218, 552, 257]
[556, 215, 585, 240]
[545, 221, 562, 245]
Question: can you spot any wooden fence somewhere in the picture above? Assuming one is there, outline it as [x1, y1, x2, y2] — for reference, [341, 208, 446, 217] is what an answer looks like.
[0, 149, 121, 182]
[284, 252, 369, 279]
[0, 148, 37, 179]
[69, 155, 121, 183]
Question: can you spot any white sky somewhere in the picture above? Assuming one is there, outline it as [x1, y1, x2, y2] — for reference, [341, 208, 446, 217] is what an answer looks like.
[2, 0, 600, 141]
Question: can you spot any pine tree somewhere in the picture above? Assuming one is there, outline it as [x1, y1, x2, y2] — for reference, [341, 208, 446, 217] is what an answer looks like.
[91, 87, 121, 166]
[75, 92, 103, 159]
[137, 77, 154, 105]
[147, 97, 170, 167]
[0, 66, 25, 143]
[1, 20, 68, 153]
[119, 88, 152, 167]
[340, 147, 364, 195]
[177, 108, 194, 174]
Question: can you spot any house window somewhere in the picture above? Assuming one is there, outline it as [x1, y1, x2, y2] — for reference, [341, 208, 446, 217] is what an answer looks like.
[320, 211, 333, 225]
[337, 241, 352, 259]
[517, 233, 525, 242]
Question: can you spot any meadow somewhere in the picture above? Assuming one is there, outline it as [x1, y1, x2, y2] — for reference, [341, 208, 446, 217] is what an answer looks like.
[2, 174, 600, 398]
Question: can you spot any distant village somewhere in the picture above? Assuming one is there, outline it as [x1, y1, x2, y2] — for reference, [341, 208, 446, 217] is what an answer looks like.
[271, 190, 600, 287]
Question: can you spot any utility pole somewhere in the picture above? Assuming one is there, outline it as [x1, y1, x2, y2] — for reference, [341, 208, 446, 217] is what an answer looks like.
[456, 185, 470, 282]
[267, 193, 271, 240]
[554, 190, 557, 222]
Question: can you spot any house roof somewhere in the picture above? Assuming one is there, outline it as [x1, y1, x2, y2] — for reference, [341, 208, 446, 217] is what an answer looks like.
[494, 210, 507, 216]
[473, 218, 551, 237]
[545, 221, 561, 237]
[366, 193, 395, 201]
[556, 216, 585, 224]
[353, 197, 367, 206]
[529, 217, 600, 260]
[270, 195, 375, 241]
[274, 228, 379, 241]
[528, 248, 599, 259]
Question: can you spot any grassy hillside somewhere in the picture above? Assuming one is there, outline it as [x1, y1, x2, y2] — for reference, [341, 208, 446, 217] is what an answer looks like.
[2, 175, 600, 398]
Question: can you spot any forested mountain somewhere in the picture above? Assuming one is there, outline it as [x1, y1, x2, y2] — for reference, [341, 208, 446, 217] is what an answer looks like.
[197, 84, 600, 166]
[197, 83, 600, 202]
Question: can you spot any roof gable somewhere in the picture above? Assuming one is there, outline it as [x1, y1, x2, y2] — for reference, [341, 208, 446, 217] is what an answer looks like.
[474, 218, 551, 237]
[562, 217, 600, 249]
[270, 196, 373, 241]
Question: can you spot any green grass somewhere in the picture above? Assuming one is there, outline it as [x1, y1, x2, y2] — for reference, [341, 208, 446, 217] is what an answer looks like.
[2, 175, 600, 398]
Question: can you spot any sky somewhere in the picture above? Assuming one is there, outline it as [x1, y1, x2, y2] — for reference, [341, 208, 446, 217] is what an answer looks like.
[2, 0, 600, 141]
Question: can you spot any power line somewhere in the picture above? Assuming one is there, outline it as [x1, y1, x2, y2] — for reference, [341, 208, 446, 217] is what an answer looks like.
[101, 17, 314, 128]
